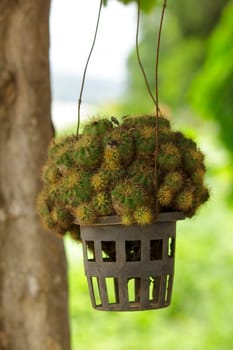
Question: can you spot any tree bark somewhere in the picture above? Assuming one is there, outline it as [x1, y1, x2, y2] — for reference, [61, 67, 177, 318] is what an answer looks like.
[0, 1, 71, 349]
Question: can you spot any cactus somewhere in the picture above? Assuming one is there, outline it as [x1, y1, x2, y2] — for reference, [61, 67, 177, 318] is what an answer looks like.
[48, 136, 77, 168]
[73, 135, 102, 169]
[183, 148, 205, 172]
[103, 128, 135, 166]
[48, 136, 75, 159]
[93, 192, 114, 216]
[103, 144, 121, 171]
[47, 182, 62, 204]
[135, 124, 173, 157]
[83, 118, 113, 137]
[121, 213, 134, 226]
[91, 170, 110, 192]
[158, 143, 181, 171]
[158, 128, 174, 145]
[175, 131, 197, 150]
[134, 206, 154, 225]
[191, 166, 205, 185]
[136, 126, 156, 157]
[163, 171, 184, 193]
[41, 163, 61, 184]
[192, 186, 210, 212]
[111, 179, 151, 216]
[127, 160, 155, 191]
[91, 166, 125, 192]
[60, 170, 93, 207]
[37, 191, 53, 228]
[50, 206, 72, 232]
[74, 203, 97, 225]
[174, 189, 194, 213]
[158, 185, 174, 208]
[122, 114, 171, 130]
[37, 114, 209, 239]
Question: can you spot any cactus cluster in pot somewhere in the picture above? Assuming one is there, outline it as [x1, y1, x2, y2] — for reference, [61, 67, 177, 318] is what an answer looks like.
[37, 115, 209, 240]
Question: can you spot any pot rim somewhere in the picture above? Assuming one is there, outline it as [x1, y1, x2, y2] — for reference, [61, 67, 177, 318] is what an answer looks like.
[74, 211, 185, 226]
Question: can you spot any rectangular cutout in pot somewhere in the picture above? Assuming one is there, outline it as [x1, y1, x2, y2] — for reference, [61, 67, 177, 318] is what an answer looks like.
[165, 274, 170, 302]
[90, 277, 101, 306]
[168, 237, 175, 257]
[125, 241, 141, 262]
[86, 241, 95, 261]
[149, 276, 161, 303]
[128, 278, 140, 303]
[150, 240, 163, 260]
[101, 241, 116, 262]
[105, 277, 119, 304]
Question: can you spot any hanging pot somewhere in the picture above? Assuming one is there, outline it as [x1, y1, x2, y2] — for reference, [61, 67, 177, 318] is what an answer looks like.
[80, 211, 184, 311]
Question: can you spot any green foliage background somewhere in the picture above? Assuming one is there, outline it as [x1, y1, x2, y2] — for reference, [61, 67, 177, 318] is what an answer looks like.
[119, 0, 228, 112]
[190, 0, 233, 173]
[104, 0, 157, 13]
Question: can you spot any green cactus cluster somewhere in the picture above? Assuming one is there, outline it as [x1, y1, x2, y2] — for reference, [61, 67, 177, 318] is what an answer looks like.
[37, 115, 209, 239]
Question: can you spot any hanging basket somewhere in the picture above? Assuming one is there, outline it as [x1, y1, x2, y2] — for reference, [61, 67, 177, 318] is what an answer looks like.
[80, 212, 184, 311]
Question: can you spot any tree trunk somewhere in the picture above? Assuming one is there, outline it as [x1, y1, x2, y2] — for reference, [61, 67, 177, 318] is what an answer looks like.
[0, 1, 71, 349]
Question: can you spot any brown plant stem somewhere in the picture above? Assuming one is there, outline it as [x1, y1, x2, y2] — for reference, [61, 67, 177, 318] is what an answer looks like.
[77, 0, 103, 136]
[155, 0, 167, 213]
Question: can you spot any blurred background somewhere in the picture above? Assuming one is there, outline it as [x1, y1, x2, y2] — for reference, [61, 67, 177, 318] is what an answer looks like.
[50, 0, 233, 349]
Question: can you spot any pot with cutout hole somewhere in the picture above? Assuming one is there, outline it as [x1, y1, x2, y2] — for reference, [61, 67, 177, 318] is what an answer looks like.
[80, 212, 184, 311]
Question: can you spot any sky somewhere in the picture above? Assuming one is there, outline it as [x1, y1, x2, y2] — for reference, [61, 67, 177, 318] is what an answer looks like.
[50, 0, 136, 82]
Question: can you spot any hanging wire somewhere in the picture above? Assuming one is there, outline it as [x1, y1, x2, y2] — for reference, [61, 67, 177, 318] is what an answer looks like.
[136, 0, 167, 214]
[154, 0, 167, 212]
[155, 0, 167, 117]
[76, 0, 103, 136]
